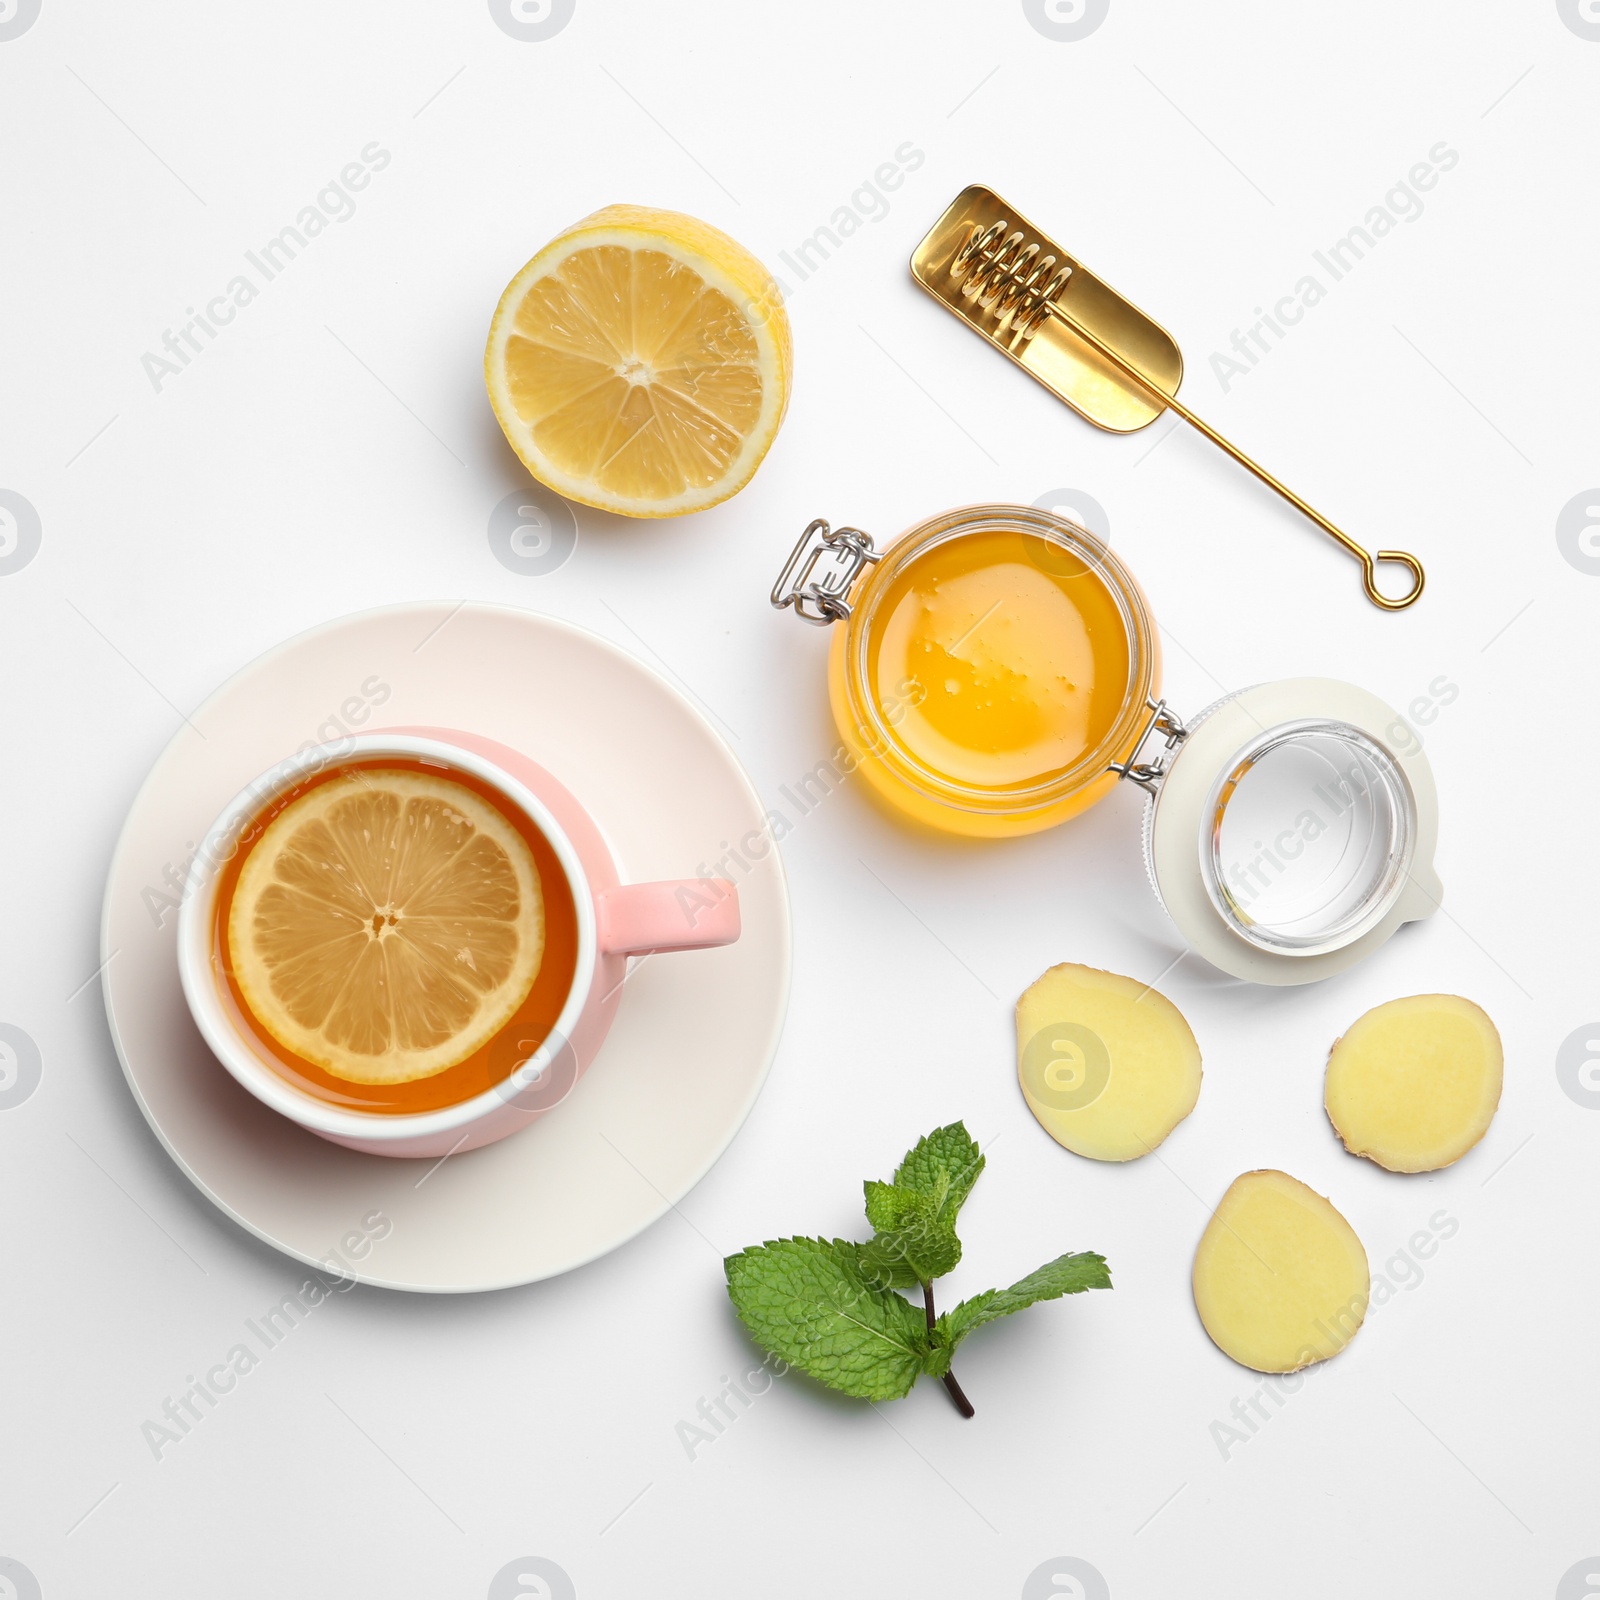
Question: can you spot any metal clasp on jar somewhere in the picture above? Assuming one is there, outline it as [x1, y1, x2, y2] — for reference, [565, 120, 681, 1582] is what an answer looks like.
[1110, 697, 1188, 794]
[771, 518, 881, 625]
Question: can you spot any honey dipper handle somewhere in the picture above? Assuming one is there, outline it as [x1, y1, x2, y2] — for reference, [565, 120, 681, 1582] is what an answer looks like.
[1041, 301, 1426, 611]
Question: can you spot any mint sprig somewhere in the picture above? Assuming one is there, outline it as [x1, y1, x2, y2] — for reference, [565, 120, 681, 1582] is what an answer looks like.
[724, 1121, 1111, 1416]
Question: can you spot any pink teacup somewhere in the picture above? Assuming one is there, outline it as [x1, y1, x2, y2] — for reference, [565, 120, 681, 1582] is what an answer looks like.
[176, 728, 740, 1158]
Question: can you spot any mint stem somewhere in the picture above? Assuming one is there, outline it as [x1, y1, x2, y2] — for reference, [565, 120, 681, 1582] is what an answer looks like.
[922, 1281, 975, 1418]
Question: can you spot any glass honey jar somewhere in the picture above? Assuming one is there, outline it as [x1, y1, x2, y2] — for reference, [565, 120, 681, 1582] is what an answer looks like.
[772, 504, 1442, 985]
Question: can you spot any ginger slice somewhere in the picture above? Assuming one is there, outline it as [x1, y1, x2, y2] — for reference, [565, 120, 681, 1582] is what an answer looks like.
[1325, 994, 1503, 1173]
[1016, 962, 1201, 1161]
[1193, 1170, 1369, 1373]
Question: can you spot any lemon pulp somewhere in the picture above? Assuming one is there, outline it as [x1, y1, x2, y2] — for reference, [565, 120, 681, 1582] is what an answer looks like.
[228, 768, 543, 1086]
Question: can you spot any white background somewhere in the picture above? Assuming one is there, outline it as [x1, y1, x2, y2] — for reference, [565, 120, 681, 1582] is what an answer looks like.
[2, 1, 1597, 1595]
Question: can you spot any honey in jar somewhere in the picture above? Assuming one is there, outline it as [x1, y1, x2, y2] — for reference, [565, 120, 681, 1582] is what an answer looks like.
[808, 506, 1159, 838]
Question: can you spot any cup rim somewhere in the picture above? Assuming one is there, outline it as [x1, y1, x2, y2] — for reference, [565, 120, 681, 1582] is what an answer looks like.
[175, 733, 599, 1143]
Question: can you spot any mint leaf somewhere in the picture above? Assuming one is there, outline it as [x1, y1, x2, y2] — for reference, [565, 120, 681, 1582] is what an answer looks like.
[862, 1179, 926, 1234]
[857, 1183, 952, 1289]
[724, 1238, 931, 1401]
[891, 1121, 985, 1229]
[856, 1207, 960, 1290]
[855, 1122, 984, 1289]
[934, 1251, 1113, 1357]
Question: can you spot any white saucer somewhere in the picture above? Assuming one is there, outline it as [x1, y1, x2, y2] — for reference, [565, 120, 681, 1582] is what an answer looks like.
[99, 603, 790, 1292]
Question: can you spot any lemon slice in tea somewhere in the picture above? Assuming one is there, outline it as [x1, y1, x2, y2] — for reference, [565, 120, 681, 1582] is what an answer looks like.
[485, 204, 792, 518]
[230, 769, 543, 1085]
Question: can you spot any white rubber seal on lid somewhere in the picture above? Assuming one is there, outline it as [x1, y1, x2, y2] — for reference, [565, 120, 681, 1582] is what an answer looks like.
[1147, 678, 1441, 985]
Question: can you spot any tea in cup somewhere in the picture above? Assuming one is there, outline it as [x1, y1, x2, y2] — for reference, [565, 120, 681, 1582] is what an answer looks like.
[178, 730, 740, 1157]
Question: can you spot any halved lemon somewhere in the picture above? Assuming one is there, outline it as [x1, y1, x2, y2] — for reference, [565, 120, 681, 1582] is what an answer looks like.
[230, 770, 543, 1085]
[485, 204, 792, 518]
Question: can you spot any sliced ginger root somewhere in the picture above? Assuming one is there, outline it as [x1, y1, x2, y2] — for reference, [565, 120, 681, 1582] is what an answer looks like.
[1016, 962, 1201, 1162]
[1193, 1170, 1369, 1373]
[1324, 995, 1503, 1173]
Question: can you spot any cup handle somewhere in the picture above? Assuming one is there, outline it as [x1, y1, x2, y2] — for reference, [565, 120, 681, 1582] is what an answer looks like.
[596, 880, 740, 957]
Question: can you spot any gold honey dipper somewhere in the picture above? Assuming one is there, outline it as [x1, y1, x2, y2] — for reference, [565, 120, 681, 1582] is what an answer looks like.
[910, 185, 1426, 612]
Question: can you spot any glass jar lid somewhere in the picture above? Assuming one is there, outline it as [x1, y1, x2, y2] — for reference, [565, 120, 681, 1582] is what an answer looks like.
[1144, 678, 1441, 984]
